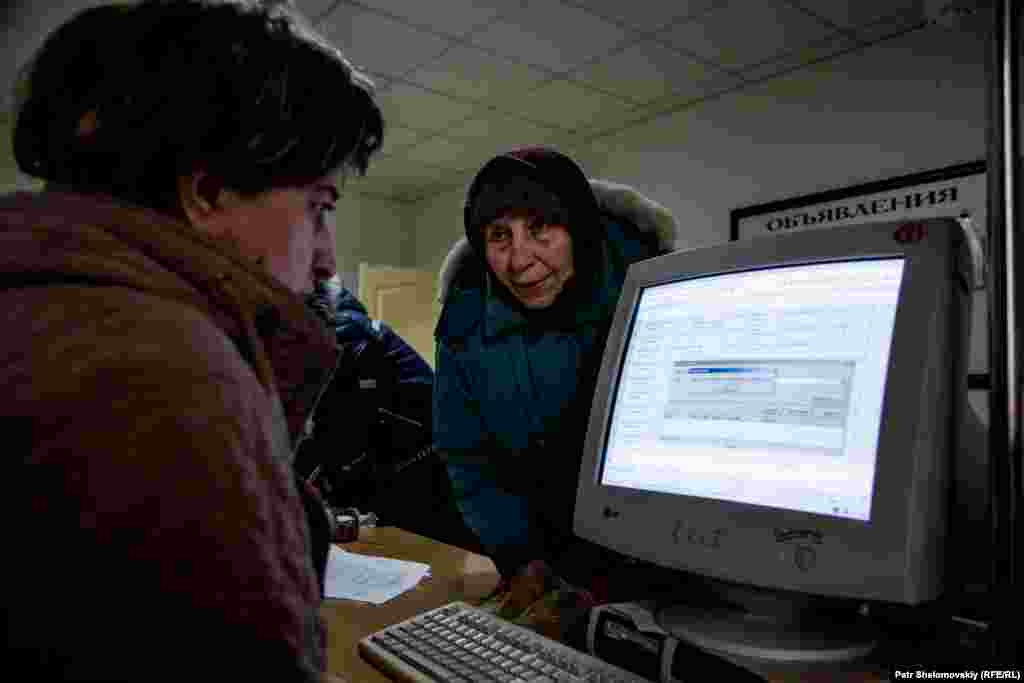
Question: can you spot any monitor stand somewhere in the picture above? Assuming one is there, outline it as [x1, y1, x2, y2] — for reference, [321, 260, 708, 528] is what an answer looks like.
[656, 580, 878, 665]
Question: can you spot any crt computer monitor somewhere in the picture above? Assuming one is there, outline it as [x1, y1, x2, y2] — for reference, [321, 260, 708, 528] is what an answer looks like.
[573, 218, 971, 664]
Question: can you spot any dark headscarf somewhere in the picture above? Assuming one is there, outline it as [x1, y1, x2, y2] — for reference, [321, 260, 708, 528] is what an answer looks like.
[463, 146, 604, 313]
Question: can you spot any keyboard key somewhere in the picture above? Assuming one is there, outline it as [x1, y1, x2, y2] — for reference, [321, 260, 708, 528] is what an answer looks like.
[361, 602, 648, 683]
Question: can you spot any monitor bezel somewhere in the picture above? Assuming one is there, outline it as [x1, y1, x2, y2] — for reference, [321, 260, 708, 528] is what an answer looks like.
[596, 254, 905, 520]
[574, 219, 959, 603]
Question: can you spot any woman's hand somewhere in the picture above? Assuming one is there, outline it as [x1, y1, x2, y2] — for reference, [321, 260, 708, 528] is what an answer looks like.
[497, 559, 551, 620]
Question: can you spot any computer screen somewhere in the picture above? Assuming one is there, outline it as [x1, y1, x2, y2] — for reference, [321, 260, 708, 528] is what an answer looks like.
[600, 258, 904, 523]
[574, 219, 970, 619]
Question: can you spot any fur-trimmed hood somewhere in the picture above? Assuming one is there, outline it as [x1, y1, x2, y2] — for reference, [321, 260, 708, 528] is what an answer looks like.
[438, 179, 676, 302]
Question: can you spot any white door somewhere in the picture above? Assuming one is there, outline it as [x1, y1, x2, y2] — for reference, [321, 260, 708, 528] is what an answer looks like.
[358, 263, 438, 368]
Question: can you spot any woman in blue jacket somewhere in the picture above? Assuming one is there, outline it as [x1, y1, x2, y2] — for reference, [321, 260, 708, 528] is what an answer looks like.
[434, 147, 677, 583]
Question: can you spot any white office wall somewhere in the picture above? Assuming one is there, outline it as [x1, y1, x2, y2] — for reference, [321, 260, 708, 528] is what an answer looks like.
[333, 190, 415, 275]
[412, 24, 988, 281]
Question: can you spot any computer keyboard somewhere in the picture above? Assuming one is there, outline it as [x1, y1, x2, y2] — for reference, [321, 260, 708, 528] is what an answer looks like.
[359, 601, 650, 682]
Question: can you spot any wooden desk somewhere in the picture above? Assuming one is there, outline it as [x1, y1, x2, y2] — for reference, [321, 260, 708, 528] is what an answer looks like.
[321, 527, 885, 683]
[321, 526, 500, 682]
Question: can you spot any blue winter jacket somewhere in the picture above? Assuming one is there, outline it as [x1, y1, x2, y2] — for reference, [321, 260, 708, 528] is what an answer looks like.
[433, 180, 676, 577]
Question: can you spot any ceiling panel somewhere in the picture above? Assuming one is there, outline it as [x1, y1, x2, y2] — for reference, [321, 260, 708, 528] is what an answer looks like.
[377, 124, 424, 157]
[457, 137, 579, 175]
[739, 31, 857, 83]
[0, 0, 938, 205]
[317, 4, 452, 77]
[401, 135, 490, 172]
[350, 0, 506, 37]
[567, 0, 723, 33]
[440, 135, 561, 172]
[407, 168, 478, 203]
[573, 41, 740, 105]
[406, 45, 551, 105]
[511, 79, 638, 133]
[374, 82, 478, 132]
[566, 100, 679, 142]
[789, 0, 925, 30]
[657, 0, 835, 70]
[444, 114, 563, 152]
[557, 137, 619, 176]
[852, 10, 930, 44]
[297, 0, 342, 23]
[353, 154, 451, 196]
[469, 0, 631, 73]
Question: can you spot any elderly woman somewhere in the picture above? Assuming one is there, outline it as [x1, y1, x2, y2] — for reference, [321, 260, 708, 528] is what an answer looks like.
[1, 1, 382, 680]
[434, 147, 677, 589]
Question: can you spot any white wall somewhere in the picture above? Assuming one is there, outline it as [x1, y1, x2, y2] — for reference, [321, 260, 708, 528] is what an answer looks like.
[412, 24, 988, 275]
[333, 191, 415, 279]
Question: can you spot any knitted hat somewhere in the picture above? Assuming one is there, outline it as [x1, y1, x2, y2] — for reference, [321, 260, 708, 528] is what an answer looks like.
[464, 146, 600, 260]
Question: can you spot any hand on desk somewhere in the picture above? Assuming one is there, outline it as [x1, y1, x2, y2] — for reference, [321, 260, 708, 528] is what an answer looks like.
[477, 560, 597, 641]
[494, 559, 549, 618]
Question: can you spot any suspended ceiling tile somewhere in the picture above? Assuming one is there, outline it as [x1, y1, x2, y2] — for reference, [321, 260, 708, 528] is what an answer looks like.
[469, 0, 629, 73]
[407, 45, 551, 104]
[298, 0, 342, 23]
[567, 100, 666, 140]
[557, 137, 620, 175]
[317, 5, 451, 77]
[852, 11, 930, 44]
[413, 168, 478, 202]
[511, 79, 636, 131]
[790, 0, 925, 30]
[354, 155, 449, 199]
[402, 135, 488, 171]
[403, 168, 479, 202]
[349, 0, 505, 37]
[574, 40, 739, 105]
[362, 152, 448, 181]
[443, 114, 562, 153]
[447, 131, 580, 173]
[571, 0, 723, 33]
[375, 82, 478, 132]
[657, 0, 835, 70]
[377, 125, 424, 157]
[737, 31, 857, 83]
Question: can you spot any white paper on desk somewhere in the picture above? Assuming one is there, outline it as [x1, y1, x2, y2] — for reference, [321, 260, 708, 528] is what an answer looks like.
[324, 546, 432, 604]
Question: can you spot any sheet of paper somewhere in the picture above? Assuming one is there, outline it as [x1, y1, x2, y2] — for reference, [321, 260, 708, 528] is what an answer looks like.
[324, 546, 432, 604]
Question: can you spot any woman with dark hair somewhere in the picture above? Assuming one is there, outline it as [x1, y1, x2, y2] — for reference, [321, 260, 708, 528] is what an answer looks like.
[1, 2, 382, 680]
[434, 147, 677, 597]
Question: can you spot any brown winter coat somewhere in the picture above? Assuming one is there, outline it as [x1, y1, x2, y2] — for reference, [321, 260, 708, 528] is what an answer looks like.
[0, 190, 338, 681]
